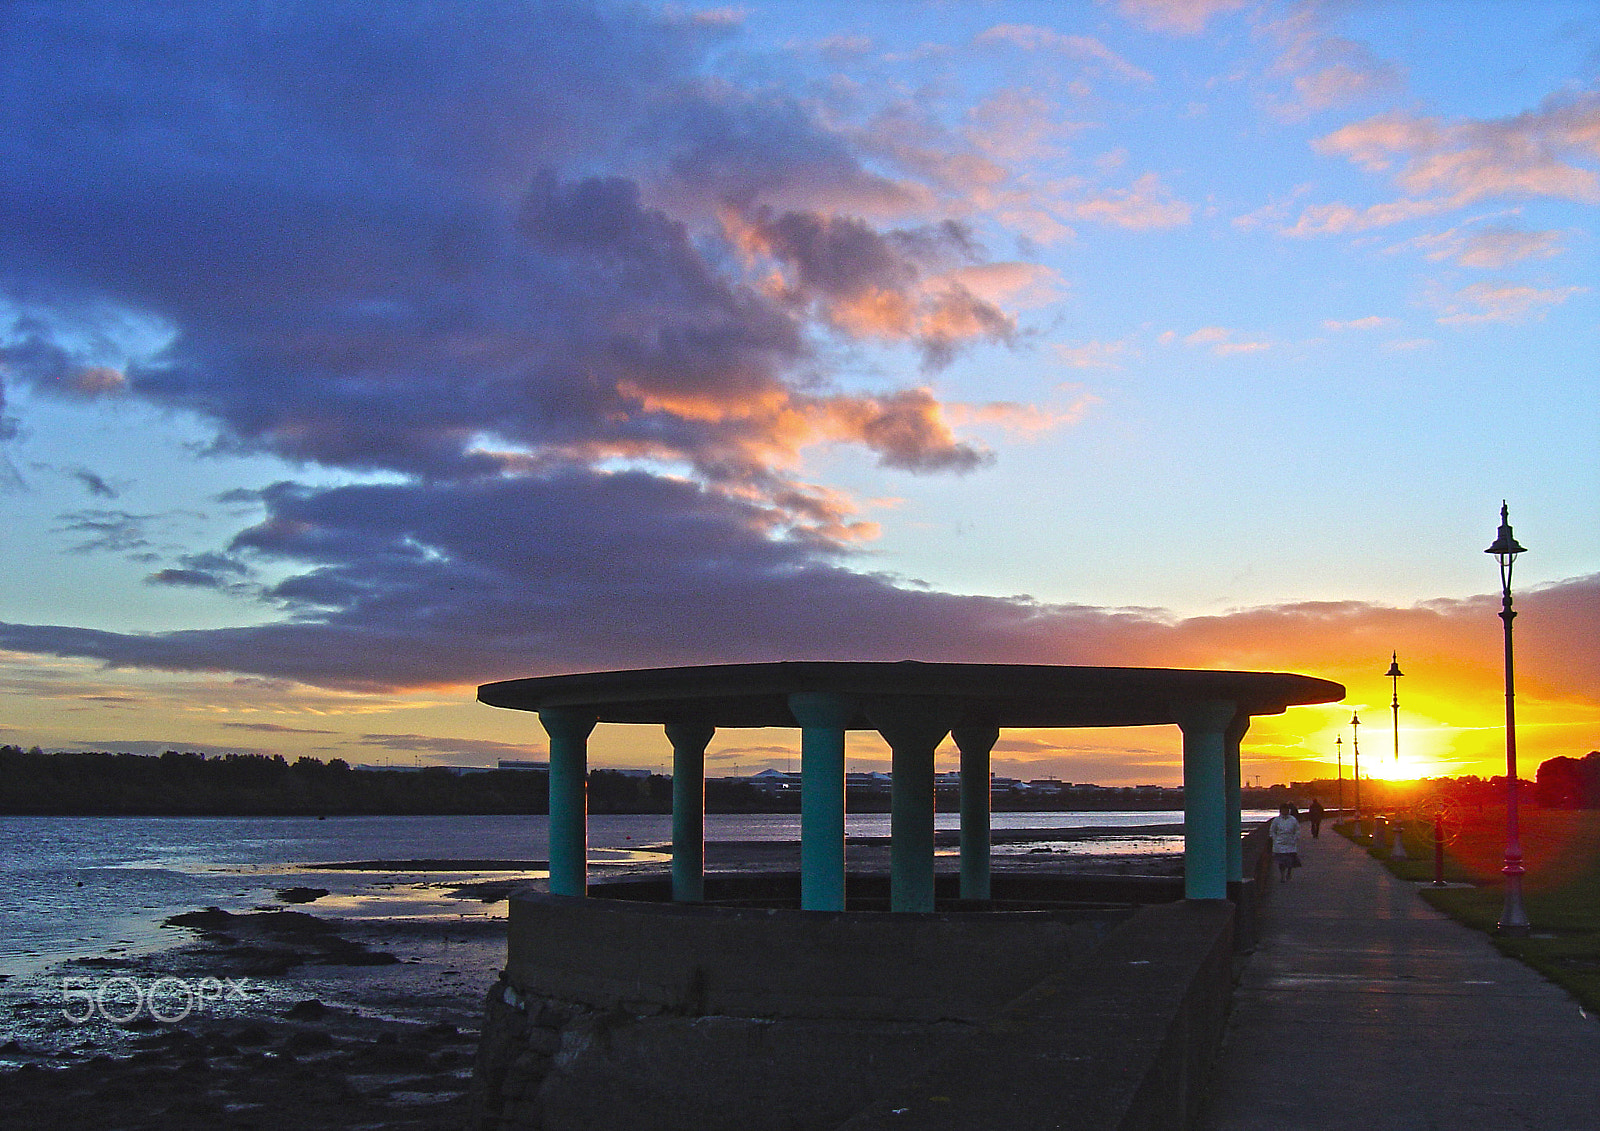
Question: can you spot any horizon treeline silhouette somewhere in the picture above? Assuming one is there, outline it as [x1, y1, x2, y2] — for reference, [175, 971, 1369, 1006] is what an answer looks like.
[2, 746, 1594, 817]
[0, 747, 674, 816]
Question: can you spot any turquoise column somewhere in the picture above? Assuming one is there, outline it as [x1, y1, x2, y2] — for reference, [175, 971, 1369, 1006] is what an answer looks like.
[1225, 711, 1250, 885]
[952, 725, 998, 901]
[788, 692, 854, 911]
[1176, 700, 1235, 901]
[665, 721, 714, 903]
[540, 707, 596, 898]
[869, 700, 956, 913]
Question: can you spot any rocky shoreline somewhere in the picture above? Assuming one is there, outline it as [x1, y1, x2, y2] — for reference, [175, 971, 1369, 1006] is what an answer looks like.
[0, 883, 508, 1131]
[1, 844, 1181, 1129]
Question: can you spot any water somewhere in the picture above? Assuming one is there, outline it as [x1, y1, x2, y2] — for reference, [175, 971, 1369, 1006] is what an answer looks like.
[0, 811, 1270, 978]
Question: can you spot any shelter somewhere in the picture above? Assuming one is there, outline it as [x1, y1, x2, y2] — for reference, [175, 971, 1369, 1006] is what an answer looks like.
[477, 661, 1344, 911]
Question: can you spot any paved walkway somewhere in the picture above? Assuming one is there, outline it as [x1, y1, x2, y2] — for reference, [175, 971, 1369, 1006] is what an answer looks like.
[1198, 825, 1600, 1130]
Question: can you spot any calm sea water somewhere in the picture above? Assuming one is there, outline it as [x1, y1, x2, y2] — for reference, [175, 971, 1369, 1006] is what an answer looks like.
[0, 811, 1269, 978]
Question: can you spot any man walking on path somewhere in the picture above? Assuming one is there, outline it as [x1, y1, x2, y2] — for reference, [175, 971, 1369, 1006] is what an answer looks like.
[1307, 797, 1324, 838]
[1268, 804, 1300, 882]
[1198, 825, 1600, 1129]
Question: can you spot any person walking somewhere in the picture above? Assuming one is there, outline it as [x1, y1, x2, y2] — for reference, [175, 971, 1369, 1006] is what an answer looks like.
[1307, 797, 1325, 838]
[1269, 803, 1301, 882]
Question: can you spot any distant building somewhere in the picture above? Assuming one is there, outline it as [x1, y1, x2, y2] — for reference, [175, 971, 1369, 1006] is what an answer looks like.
[498, 759, 550, 772]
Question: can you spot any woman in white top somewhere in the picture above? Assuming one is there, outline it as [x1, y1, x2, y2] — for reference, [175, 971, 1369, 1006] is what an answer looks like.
[1268, 803, 1301, 882]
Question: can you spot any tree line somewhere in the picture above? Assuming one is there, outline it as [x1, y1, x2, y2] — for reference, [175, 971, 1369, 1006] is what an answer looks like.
[0, 747, 681, 816]
[1535, 751, 1600, 808]
[3, 745, 1594, 817]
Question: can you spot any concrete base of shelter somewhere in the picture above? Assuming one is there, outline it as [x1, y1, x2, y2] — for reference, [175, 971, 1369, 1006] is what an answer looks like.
[472, 873, 1241, 1131]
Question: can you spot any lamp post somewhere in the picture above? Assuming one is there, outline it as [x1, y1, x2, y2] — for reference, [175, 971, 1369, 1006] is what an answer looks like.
[1386, 653, 1403, 764]
[1386, 653, 1407, 858]
[1335, 734, 1344, 819]
[1351, 711, 1362, 827]
[1487, 502, 1530, 935]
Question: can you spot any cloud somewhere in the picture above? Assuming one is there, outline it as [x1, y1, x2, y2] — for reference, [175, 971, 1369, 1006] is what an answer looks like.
[945, 393, 1100, 437]
[53, 510, 157, 555]
[221, 721, 337, 735]
[146, 568, 225, 589]
[717, 203, 1018, 368]
[1313, 90, 1600, 208]
[965, 89, 1084, 164]
[69, 468, 119, 499]
[1282, 197, 1446, 237]
[351, 732, 544, 762]
[1264, 8, 1404, 120]
[0, 0, 1022, 515]
[4, 491, 1595, 740]
[1431, 282, 1586, 326]
[1281, 88, 1600, 241]
[975, 25, 1154, 85]
[1065, 173, 1192, 230]
[1322, 316, 1396, 332]
[1054, 340, 1129, 369]
[1107, 0, 1244, 37]
[1181, 326, 1271, 355]
[1398, 224, 1566, 269]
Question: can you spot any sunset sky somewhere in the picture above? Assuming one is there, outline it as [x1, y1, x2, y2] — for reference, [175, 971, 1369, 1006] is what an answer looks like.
[1, 0, 1595, 787]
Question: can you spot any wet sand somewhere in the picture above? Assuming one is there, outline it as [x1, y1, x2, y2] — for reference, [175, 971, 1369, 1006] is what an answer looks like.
[0, 839, 1178, 1129]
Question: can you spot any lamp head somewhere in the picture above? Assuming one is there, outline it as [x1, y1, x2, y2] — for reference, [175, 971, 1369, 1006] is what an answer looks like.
[1485, 501, 1527, 561]
[1351, 711, 1360, 726]
[1385, 652, 1403, 679]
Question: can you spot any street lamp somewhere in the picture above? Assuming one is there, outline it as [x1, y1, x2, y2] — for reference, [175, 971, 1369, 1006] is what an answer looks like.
[1351, 711, 1362, 827]
[1386, 652, 1407, 858]
[1335, 734, 1344, 819]
[1386, 653, 1403, 763]
[1487, 502, 1530, 935]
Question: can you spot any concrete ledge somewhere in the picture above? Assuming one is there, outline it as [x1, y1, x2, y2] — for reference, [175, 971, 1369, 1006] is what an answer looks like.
[835, 899, 1237, 1131]
[506, 874, 1138, 1023]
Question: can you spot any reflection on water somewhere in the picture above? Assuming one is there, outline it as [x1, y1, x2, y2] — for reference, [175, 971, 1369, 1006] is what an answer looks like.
[990, 836, 1181, 857]
[0, 812, 1269, 977]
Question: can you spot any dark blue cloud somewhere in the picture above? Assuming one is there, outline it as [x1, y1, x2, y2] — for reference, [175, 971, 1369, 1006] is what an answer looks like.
[0, 470, 1155, 690]
[0, 0, 1031, 690]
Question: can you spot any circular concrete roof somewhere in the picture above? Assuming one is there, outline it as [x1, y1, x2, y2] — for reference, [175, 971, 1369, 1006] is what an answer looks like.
[478, 661, 1344, 729]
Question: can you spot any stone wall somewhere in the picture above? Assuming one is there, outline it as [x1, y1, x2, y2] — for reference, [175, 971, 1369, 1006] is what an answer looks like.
[473, 874, 1148, 1130]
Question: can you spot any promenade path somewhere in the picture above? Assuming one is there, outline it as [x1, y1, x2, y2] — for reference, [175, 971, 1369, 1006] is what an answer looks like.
[1198, 824, 1600, 1130]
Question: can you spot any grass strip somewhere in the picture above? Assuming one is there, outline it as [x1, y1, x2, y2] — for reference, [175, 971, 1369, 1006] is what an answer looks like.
[1340, 809, 1600, 1014]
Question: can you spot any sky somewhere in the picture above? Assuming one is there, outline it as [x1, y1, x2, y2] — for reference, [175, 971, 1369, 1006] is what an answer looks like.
[0, 0, 1596, 788]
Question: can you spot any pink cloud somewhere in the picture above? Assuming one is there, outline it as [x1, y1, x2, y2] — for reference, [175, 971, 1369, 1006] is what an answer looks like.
[1400, 224, 1566, 269]
[1264, 8, 1404, 121]
[1182, 326, 1270, 355]
[1054, 339, 1130, 369]
[975, 25, 1154, 85]
[1432, 282, 1586, 326]
[1109, 0, 1244, 37]
[1314, 91, 1600, 208]
[1283, 197, 1446, 236]
[1067, 173, 1193, 230]
[1322, 316, 1396, 332]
